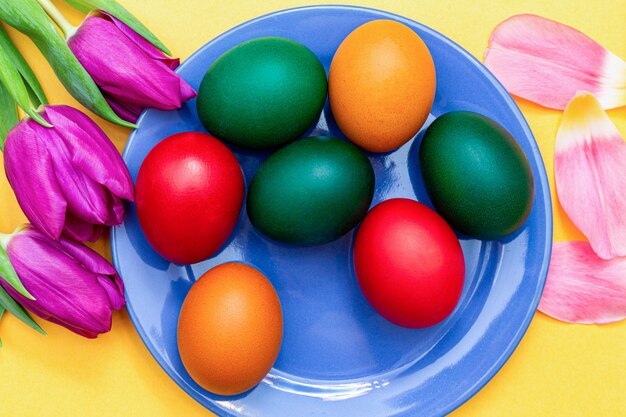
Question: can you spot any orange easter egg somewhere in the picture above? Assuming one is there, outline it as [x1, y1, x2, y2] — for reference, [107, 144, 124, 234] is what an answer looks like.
[177, 262, 283, 396]
[329, 20, 436, 153]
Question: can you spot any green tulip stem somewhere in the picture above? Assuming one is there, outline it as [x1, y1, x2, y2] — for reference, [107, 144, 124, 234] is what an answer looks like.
[36, 0, 76, 37]
[0, 225, 27, 250]
[0, 232, 11, 251]
[0, 225, 35, 300]
[26, 100, 52, 128]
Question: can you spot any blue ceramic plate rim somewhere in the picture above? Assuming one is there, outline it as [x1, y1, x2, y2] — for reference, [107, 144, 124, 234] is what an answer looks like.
[112, 5, 553, 416]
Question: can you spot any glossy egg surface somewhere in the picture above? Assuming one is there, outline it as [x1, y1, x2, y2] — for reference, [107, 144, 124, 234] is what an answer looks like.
[419, 111, 535, 239]
[177, 262, 283, 396]
[329, 20, 436, 153]
[354, 198, 465, 328]
[197, 37, 327, 149]
[135, 132, 244, 264]
[247, 136, 374, 245]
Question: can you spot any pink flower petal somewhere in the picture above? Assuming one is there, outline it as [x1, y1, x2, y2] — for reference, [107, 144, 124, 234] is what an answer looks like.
[68, 16, 193, 111]
[484, 14, 626, 110]
[45, 105, 135, 203]
[4, 119, 67, 241]
[63, 213, 103, 242]
[555, 92, 626, 259]
[103, 93, 142, 123]
[539, 241, 626, 324]
[55, 231, 118, 276]
[96, 273, 125, 310]
[5, 228, 120, 336]
[101, 12, 180, 70]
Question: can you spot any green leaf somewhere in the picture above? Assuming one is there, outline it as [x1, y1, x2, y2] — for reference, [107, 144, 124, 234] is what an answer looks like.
[0, 36, 50, 128]
[0, 0, 136, 129]
[0, 244, 33, 300]
[62, 0, 91, 14]
[63, 0, 171, 55]
[0, 24, 47, 106]
[0, 285, 45, 335]
[0, 81, 18, 148]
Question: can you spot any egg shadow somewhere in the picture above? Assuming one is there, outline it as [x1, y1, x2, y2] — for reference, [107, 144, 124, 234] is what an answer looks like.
[406, 128, 435, 208]
[122, 203, 170, 271]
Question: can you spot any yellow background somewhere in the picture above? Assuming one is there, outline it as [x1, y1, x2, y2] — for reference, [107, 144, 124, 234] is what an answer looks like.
[1, 0, 625, 416]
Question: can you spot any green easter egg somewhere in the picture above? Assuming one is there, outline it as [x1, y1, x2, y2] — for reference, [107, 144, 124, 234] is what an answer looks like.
[196, 37, 328, 149]
[419, 111, 535, 239]
[247, 136, 374, 245]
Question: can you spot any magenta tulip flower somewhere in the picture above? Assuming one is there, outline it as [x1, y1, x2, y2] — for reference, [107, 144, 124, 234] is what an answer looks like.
[3, 105, 134, 242]
[67, 12, 196, 122]
[0, 226, 125, 338]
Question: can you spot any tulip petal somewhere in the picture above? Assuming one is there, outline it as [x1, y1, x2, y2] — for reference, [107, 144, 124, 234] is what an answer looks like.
[90, 226, 105, 242]
[104, 93, 142, 123]
[45, 105, 134, 203]
[108, 194, 126, 225]
[44, 315, 101, 338]
[58, 227, 124, 309]
[4, 105, 134, 242]
[539, 241, 626, 324]
[6, 229, 118, 336]
[3, 122, 67, 240]
[63, 0, 172, 55]
[484, 14, 626, 110]
[179, 77, 197, 103]
[0, 0, 136, 128]
[103, 12, 179, 70]
[96, 274, 125, 310]
[28, 109, 114, 228]
[55, 231, 117, 275]
[63, 213, 103, 242]
[67, 16, 194, 111]
[47, 136, 112, 225]
[555, 92, 626, 259]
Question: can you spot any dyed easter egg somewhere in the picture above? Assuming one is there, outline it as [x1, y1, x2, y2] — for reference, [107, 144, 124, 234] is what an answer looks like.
[329, 20, 436, 153]
[177, 262, 283, 396]
[419, 111, 535, 239]
[135, 132, 244, 264]
[354, 198, 465, 328]
[196, 37, 327, 149]
[247, 136, 374, 245]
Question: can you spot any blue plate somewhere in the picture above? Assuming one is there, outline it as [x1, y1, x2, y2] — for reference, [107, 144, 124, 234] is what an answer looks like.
[111, 5, 552, 417]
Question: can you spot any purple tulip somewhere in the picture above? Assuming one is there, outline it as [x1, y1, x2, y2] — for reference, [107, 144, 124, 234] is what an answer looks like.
[67, 12, 196, 123]
[0, 226, 125, 338]
[3, 105, 134, 243]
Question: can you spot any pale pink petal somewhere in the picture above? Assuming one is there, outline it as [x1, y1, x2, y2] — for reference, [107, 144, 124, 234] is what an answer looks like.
[555, 92, 626, 259]
[539, 241, 626, 324]
[484, 14, 626, 109]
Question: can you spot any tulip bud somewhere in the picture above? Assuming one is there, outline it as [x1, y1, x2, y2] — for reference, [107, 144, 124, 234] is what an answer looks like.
[0, 226, 125, 338]
[67, 12, 196, 122]
[0, 0, 136, 129]
[3, 105, 134, 242]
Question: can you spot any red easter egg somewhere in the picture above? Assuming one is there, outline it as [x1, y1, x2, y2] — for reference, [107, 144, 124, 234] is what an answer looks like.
[353, 198, 465, 328]
[135, 132, 244, 264]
